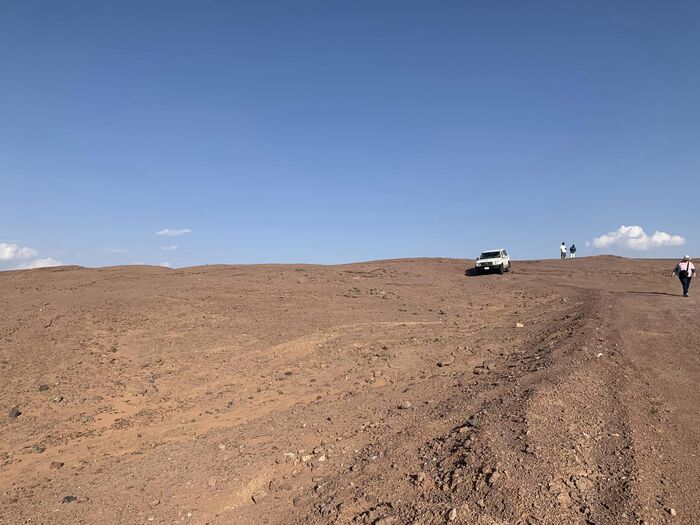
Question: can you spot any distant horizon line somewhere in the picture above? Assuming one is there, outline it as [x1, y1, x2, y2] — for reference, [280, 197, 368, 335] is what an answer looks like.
[1, 253, 687, 273]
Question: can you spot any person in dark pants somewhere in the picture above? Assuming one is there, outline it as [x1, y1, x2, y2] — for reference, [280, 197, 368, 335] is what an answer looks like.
[672, 255, 696, 297]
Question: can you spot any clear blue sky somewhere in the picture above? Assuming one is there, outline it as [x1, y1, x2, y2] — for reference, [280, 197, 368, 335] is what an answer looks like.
[1, 1, 698, 268]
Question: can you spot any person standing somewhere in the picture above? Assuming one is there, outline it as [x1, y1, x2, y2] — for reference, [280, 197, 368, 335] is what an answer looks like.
[569, 243, 577, 258]
[672, 255, 696, 297]
[560, 242, 567, 260]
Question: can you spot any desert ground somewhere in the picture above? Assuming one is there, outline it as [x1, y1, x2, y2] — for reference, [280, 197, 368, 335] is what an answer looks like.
[1, 257, 698, 525]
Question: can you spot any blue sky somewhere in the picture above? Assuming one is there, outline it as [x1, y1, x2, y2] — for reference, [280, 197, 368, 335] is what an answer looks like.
[1, 1, 698, 269]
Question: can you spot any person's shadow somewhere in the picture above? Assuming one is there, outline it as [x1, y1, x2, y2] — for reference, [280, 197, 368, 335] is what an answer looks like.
[625, 290, 678, 297]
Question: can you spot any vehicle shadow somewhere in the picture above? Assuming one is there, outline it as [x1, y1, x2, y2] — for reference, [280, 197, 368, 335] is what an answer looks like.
[464, 268, 479, 277]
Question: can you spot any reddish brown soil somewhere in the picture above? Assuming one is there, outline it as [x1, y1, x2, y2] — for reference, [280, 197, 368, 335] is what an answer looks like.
[1, 257, 698, 525]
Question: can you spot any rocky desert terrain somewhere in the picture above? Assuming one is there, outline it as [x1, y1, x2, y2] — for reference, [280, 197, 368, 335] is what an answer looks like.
[1, 257, 698, 525]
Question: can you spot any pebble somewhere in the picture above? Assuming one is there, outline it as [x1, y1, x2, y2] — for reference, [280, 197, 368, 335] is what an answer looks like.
[447, 507, 458, 521]
[668, 508, 677, 517]
[251, 490, 267, 503]
[466, 415, 481, 428]
[62, 496, 77, 504]
[414, 472, 426, 484]
[320, 503, 335, 517]
[38, 384, 50, 392]
[516, 322, 524, 328]
[50, 461, 64, 469]
[8, 407, 21, 419]
[399, 401, 412, 410]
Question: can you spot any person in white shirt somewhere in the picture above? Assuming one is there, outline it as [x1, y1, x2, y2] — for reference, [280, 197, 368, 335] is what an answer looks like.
[560, 242, 566, 260]
[672, 255, 696, 297]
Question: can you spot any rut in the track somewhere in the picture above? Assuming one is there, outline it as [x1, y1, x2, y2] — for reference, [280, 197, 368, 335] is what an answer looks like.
[407, 290, 642, 525]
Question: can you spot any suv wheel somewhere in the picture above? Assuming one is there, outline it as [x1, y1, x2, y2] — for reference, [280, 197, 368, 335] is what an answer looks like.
[498, 265, 505, 274]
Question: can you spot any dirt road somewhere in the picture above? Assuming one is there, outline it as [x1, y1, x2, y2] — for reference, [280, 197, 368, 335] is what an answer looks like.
[1, 257, 697, 524]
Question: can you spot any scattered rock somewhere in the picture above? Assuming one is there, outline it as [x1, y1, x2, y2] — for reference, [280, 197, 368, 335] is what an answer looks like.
[516, 322, 524, 328]
[668, 508, 677, 517]
[320, 503, 336, 517]
[466, 415, 481, 428]
[53, 396, 63, 403]
[399, 401, 412, 410]
[557, 491, 572, 505]
[487, 471, 501, 484]
[8, 407, 21, 419]
[413, 472, 427, 485]
[50, 461, 64, 469]
[251, 490, 266, 503]
[38, 384, 50, 392]
[447, 507, 458, 521]
[32, 444, 46, 454]
[293, 495, 312, 507]
[62, 496, 77, 504]
[437, 359, 453, 367]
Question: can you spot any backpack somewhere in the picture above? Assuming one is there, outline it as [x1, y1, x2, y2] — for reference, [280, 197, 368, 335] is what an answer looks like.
[679, 261, 691, 279]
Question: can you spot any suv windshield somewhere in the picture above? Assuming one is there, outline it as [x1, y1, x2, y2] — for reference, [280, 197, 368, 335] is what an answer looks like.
[480, 251, 501, 259]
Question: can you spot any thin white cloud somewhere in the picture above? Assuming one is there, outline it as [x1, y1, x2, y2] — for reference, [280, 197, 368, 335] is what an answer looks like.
[155, 228, 191, 236]
[160, 261, 172, 268]
[0, 242, 38, 261]
[102, 247, 129, 254]
[591, 225, 685, 251]
[16, 257, 63, 269]
[161, 245, 179, 251]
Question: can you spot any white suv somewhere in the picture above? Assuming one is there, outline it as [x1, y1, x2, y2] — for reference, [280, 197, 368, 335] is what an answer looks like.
[475, 249, 511, 275]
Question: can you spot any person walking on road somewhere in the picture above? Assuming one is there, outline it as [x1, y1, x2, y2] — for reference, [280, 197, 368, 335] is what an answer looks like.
[569, 243, 577, 258]
[672, 255, 696, 297]
[560, 242, 567, 260]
